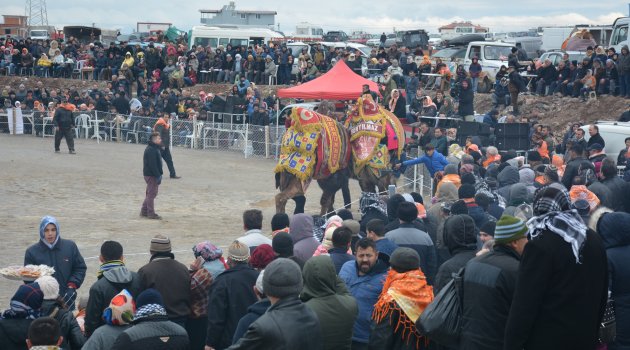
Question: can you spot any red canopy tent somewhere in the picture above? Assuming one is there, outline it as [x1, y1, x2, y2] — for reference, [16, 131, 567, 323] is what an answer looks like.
[277, 60, 380, 100]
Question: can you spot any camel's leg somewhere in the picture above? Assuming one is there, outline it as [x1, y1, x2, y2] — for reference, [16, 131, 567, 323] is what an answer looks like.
[275, 174, 303, 213]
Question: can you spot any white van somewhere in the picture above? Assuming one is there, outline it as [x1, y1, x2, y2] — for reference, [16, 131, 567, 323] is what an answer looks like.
[464, 41, 514, 93]
[503, 36, 542, 59]
[189, 26, 284, 49]
[610, 17, 629, 53]
[582, 122, 630, 160]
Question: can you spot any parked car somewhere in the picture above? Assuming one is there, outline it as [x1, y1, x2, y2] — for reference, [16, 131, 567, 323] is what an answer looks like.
[538, 50, 586, 66]
[323, 31, 349, 42]
[431, 47, 467, 65]
[463, 41, 515, 93]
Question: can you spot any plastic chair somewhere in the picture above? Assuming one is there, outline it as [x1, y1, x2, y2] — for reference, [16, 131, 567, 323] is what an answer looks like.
[75, 114, 91, 139]
[268, 66, 278, 85]
[126, 120, 139, 143]
[20, 67, 34, 76]
[71, 61, 84, 79]
[588, 91, 597, 100]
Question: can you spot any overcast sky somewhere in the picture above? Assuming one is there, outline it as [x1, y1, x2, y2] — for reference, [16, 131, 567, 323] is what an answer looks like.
[1, 0, 628, 34]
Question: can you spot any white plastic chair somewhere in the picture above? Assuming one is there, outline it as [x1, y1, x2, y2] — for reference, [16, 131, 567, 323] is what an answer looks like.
[126, 120, 140, 143]
[268, 66, 278, 85]
[75, 114, 91, 139]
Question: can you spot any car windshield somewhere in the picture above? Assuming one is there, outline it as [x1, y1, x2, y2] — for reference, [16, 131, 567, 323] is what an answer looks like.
[433, 48, 463, 58]
[484, 46, 512, 60]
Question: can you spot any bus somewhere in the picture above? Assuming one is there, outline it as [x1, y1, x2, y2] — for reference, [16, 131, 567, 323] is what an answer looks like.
[188, 26, 284, 49]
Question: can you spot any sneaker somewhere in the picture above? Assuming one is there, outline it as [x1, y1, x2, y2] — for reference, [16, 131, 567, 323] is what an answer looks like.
[170, 175, 181, 179]
[139, 212, 148, 217]
[69, 150, 76, 154]
[55, 150, 60, 153]
[147, 214, 162, 220]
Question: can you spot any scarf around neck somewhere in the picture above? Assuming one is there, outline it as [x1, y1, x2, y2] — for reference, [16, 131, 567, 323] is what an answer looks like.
[373, 269, 434, 347]
[1, 300, 41, 320]
[97, 260, 125, 279]
[527, 209, 587, 263]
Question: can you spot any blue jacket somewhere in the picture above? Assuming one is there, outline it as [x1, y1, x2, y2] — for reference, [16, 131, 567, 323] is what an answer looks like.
[375, 238, 398, 258]
[403, 151, 448, 177]
[24, 216, 87, 296]
[339, 259, 388, 344]
[328, 248, 355, 274]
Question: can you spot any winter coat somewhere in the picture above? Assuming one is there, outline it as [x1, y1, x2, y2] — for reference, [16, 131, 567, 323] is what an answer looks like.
[426, 182, 459, 250]
[206, 263, 259, 350]
[85, 265, 142, 336]
[374, 238, 399, 258]
[290, 214, 320, 264]
[40, 300, 85, 349]
[302, 256, 358, 350]
[386, 223, 438, 285]
[601, 176, 628, 212]
[458, 85, 474, 117]
[504, 229, 608, 350]
[0, 318, 32, 350]
[618, 47, 630, 74]
[339, 259, 389, 344]
[596, 212, 630, 350]
[562, 157, 595, 189]
[138, 254, 191, 320]
[328, 247, 355, 274]
[83, 324, 130, 350]
[434, 214, 477, 293]
[53, 105, 75, 128]
[237, 229, 272, 253]
[232, 299, 271, 344]
[497, 166, 521, 204]
[461, 245, 521, 350]
[589, 182, 615, 209]
[111, 314, 189, 350]
[24, 217, 86, 298]
[142, 141, 163, 178]
[227, 296, 322, 350]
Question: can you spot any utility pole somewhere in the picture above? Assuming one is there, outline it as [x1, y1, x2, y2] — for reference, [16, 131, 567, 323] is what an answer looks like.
[24, 0, 48, 26]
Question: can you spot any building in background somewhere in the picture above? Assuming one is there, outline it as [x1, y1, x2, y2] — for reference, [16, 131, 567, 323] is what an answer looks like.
[439, 21, 489, 41]
[137, 22, 172, 34]
[0, 15, 28, 37]
[199, 1, 276, 28]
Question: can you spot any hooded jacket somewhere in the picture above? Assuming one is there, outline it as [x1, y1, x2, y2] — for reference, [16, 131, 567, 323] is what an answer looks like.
[426, 182, 458, 251]
[339, 259, 389, 344]
[596, 212, 630, 350]
[290, 214, 319, 264]
[85, 266, 142, 336]
[618, 46, 630, 74]
[53, 103, 76, 128]
[302, 256, 358, 350]
[40, 299, 85, 349]
[497, 166, 520, 204]
[434, 214, 477, 293]
[24, 216, 87, 297]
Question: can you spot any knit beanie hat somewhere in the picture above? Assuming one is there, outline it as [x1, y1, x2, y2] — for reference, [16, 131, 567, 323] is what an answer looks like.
[272, 232, 294, 257]
[102, 289, 135, 326]
[12, 282, 44, 310]
[458, 184, 476, 199]
[494, 215, 527, 244]
[150, 234, 171, 253]
[228, 240, 250, 262]
[249, 244, 275, 269]
[135, 288, 163, 309]
[263, 258, 303, 298]
[35, 276, 59, 300]
[389, 247, 420, 273]
[342, 219, 360, 236]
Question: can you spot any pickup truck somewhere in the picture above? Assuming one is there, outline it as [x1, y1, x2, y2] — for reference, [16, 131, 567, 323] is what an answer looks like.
[463, 41, 515, 93]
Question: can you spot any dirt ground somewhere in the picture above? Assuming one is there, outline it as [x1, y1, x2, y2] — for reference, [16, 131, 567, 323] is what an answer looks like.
[0, 134, 362, 306]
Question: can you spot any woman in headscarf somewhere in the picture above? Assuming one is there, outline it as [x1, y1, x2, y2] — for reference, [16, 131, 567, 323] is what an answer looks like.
[188, 241, 228, 350]
[388, 89, 407, 121]
[420, 96, 437, 117]
[438, 96, 455, 118]
[504, 183, 609, 350]
[82, 290, 135, 350]
[0, 283, 44, 349]
[313, 215, 343, 256]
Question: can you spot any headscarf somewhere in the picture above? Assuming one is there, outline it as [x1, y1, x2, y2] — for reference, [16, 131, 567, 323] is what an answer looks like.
[249, 244, 276, 269]
[373, 269, 433, 348]
[193, 241, 223, 261]
[360, 192, 387, 216]
[528, 183, 587, 263]
[448, 144, 465, 159]
[569, 185, 600, 212]
[102, 289, 135, 326]
[1, 283, 43, 320]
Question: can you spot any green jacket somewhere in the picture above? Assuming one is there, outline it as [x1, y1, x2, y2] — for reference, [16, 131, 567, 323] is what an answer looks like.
[301, 256, 359, 350]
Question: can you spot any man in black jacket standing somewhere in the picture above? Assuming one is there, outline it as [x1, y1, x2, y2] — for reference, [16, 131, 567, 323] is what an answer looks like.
[460, 215, 528, 350]
[54, 97, 76, 154]
[141, 132, 163, 219]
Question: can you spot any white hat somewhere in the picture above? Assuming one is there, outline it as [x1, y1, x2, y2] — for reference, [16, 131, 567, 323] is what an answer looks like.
[36, 275, 59, 300]
[255, 269, 265, 294]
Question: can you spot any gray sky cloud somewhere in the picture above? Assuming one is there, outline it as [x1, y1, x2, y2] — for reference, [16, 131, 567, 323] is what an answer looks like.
[1, 0, 628, 34]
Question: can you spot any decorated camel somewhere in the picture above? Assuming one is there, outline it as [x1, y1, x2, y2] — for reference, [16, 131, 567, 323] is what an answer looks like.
[274, 95, 405, 214]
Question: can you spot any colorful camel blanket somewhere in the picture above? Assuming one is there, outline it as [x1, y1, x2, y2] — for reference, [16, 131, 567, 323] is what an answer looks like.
[346, 96, 405, 171]
[275, 107, 348, 181]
